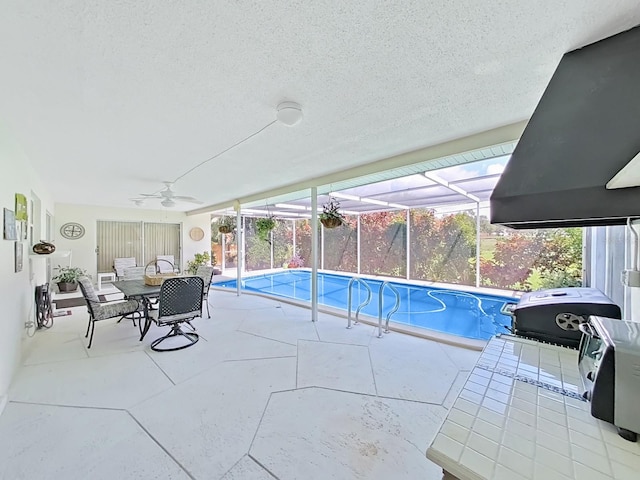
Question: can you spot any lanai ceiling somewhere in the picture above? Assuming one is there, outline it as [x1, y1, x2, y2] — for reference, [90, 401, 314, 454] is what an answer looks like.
[1, 2, 639, 212]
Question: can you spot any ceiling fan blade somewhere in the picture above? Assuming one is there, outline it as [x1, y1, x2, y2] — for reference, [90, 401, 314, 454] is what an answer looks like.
[139, 193, 161, 198]
[172, 196, 204, 204]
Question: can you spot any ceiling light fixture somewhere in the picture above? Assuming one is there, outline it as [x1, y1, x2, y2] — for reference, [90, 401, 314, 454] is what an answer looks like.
[276, 102, 303, 126]
[161, 198, 176, 208]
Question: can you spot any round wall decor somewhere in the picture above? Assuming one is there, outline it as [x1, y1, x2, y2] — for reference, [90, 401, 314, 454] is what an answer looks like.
[189, 227, 205, 241]
[60, 222, 85, 240]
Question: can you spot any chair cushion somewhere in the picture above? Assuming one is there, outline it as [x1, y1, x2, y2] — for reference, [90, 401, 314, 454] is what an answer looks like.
[93, 299, 140, 321]
[78, 276, 100, 303]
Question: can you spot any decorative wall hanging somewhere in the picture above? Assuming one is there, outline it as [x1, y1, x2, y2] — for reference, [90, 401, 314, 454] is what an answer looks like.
[3, 208, 17, 240]
[15, 193, 27, 221]
[189, 227, 205, 241]
[15, 242, 23, 272]
[60, 222, 85, 240]
[33, 240, 56, 255]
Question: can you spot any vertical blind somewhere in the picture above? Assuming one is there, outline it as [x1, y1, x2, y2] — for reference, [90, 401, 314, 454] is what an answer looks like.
[96, 221, 181, 273]
[143, 223, 181, 270]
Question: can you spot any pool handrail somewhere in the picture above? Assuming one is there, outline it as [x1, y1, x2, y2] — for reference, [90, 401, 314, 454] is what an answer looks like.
[346, 277, 372, 329]
[378, 281, 401, 338]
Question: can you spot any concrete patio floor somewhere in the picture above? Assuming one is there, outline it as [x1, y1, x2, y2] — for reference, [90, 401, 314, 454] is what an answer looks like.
[0, 286, 480, 479]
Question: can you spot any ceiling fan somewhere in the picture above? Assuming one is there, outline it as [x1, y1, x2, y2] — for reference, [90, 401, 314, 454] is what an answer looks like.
[133, 182, 203, 207]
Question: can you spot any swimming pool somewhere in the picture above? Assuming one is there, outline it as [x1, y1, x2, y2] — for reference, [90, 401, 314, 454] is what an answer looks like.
[216, 270, 515, 340]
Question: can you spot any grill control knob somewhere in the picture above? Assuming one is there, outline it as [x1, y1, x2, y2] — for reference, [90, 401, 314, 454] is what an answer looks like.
[586, 371, 595, 381]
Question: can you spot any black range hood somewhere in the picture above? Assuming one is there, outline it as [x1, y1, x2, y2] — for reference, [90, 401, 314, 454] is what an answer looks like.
[490, 25, 640, 229]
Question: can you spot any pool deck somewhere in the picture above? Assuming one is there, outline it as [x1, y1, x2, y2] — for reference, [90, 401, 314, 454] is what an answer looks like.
[1, 286, 480, 479]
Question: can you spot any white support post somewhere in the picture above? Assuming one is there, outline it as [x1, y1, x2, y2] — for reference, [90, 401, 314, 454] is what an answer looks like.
[476, 202, 481, 288]
[236, 207, 242, 296]
[357, 214, 361, 275]
[320, 224, 325, 270]
[311, 187, 318, 322]
[406, 209, 411, 280]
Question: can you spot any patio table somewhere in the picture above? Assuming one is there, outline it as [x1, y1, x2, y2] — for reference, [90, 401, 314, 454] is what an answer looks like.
[113, 280, 162, 340]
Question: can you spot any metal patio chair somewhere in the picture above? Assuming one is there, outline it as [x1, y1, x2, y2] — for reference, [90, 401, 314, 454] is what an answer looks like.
[147, 276, 204, 352]
[195, 265, 215, 318]
[78, 276, 142, 348]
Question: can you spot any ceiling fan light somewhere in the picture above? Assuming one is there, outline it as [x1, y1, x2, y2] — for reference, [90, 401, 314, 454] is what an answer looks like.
[161, 198, 176, 208]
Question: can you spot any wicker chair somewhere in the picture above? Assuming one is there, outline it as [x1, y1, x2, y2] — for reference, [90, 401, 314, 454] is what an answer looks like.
[77, 276, 142, 348]
[147, 276, 203, 351]
[195, 265, 215, 318]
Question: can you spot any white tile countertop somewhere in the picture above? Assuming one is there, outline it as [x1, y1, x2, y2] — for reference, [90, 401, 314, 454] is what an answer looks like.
[426, 335, 640, 480]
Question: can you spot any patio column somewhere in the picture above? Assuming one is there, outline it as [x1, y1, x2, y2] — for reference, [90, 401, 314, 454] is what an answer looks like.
[476, 202, 480, 288]
[357, 214, 361, 275]
[235, 204, 242, 296]
[406, 209, 411, 280]
[311, 187, 318, 322]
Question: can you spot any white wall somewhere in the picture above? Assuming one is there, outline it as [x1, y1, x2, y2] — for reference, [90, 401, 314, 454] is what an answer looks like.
[54, 204, 211, 277]
[0, 122, 55, 410]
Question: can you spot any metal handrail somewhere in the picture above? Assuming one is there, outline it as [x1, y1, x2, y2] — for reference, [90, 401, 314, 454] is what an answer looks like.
[378, 282, 400, 337]
[347, 277, 372, 329]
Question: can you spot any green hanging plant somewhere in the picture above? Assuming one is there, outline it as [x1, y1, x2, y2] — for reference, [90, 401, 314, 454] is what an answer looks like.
[255, 216, 276, 242]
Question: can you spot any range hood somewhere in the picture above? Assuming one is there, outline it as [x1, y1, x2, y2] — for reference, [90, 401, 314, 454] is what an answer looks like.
[490, 25, 640, 229]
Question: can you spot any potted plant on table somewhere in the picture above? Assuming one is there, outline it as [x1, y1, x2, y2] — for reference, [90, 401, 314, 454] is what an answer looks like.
[52, 265, 88, 293]
[320, 197, 346, 229]
[185, 251, 211, 275]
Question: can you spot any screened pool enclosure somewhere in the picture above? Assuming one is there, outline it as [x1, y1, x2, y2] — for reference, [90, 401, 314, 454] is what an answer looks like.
[212, 153, 583, 294]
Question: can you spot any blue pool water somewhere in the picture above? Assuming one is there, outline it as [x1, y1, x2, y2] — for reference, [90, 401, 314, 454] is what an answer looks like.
[217, 270, 514, 340]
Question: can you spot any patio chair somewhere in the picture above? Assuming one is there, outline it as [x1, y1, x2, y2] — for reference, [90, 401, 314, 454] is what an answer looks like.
[195, 265, 215, 318]
[156, 255, 179, 273]
[147, 276, 204, 351]
[122, 266, 146, 280]
[113, 257, 137, 279]
[77, 276, 142, 348]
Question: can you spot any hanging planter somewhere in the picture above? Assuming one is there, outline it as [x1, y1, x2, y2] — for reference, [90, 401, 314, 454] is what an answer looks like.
[256, 216, 276, 242]
[319, 197, 346, 229]
[218, 216, 235, 234]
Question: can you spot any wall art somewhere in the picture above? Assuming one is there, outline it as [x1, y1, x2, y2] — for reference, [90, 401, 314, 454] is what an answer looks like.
[15, 193, 27, 221]
[3, 208, 17, 240]
[15, 242, 23, 272]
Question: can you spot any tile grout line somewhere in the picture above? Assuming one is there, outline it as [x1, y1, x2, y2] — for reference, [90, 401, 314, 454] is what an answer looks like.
[367, 346, 379, 396]
[125, 411, 197, 480]
[247, 453, 281, 480]
[143, 350, 177, 386]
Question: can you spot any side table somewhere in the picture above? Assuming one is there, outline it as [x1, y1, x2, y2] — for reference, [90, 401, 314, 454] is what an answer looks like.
[97, 272, 116, 291]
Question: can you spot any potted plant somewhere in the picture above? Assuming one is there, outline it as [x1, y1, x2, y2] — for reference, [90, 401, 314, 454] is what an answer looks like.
[320, 197, 346, 229]
[52, 265, 88, 293]
[218, 216, 235, 234]
[255, 216, 277, 242]
[185, 251, 211, 274]
[287, 254, 304, 268]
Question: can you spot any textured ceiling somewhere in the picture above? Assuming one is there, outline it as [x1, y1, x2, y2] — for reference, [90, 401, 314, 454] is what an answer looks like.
[1, 1, 639, 212]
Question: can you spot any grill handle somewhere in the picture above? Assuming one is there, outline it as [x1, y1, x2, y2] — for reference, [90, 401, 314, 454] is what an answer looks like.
[578, 321, 599, 338]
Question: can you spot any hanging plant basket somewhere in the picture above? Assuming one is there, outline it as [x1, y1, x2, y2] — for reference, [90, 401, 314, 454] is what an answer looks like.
[217, 216, 235, 234]
[256, 216, 277, 242]
[319, 197, 346, 229]
[320, 217, 343, 229]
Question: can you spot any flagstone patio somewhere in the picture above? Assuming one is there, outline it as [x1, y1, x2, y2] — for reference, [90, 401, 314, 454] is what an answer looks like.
[0, 287, 479, 479]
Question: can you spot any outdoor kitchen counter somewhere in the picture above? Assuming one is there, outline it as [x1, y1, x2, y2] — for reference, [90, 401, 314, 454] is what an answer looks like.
[426, 335, 640, 480]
